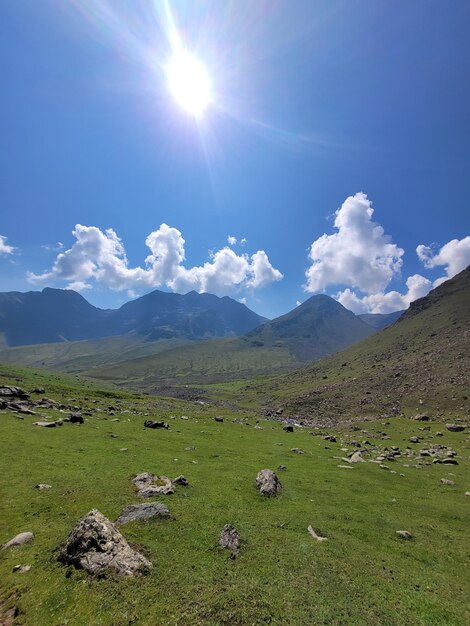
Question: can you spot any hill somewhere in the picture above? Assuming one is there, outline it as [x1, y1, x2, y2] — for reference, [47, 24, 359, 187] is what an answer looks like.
[358, 310, 404, 330]
[0, 287, 266, 347]
[228, 266, 470, 424]
[85, 295, 377, 389]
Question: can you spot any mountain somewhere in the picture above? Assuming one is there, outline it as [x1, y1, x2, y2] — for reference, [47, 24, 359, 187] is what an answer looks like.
[81, 294, 377, 389]
[0, 287, 266, 347]
[244, 266, 470, 424]
[358, 310, 404, 330]
[245, 294, 376, 360]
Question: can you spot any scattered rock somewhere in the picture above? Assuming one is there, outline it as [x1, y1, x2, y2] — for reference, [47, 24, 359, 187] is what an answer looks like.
[70, 412, 84, 424]
[322, 435, 336, 442]
[412, 414, 429, 421]
[440, 478, 455, 486]
[133, 473, 174, 497]
[446, 424, 465, 432]
[256, 469, 282, 497]
[278, 464, 287, 471]
[34, 420, 63, 428]
[174, 475, 189, 486]
[58, 509, 151, 576]
[291, 448, 304, 454]
[12, 564, 31, 573]
[35, 484, 52, 490]
[144, 420, 169, 429]
[214, 416, 224, 423]
[116, 502, 171, 525]
[396, 530, 413, 540]
[465, 492, 470, 497]
[3, 532, 34, 549]
[409, 436, 420, 443]
[32, 387, 45, 394]
[349, 451, 365, 463]
[120, 448, 128, 452]
[219, 524, 240, 557]
[0, 386, 29, 399]
[442, 458, 459, 465]
[283, 425, 294, 433]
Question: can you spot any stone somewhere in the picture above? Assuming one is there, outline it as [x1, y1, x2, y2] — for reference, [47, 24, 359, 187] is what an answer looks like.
[133, 473, 174, 497]
[3, 532, 34, 549]
[446, 424, 465, 432]
[34, 420, 62, 428]
[116, 502, 171, 525]
[349, 451, 365, 463]
[214, 416, 224, 423]
[32, 387, 45, 394]
[174, 475, 189, 486]
[219, 524, 240, 557]
[144, 420, 169, 429]
[291, 448, 304, 454]
[70, 412, 84, 424]
[412, 414, 429, 421]
[440, 478, 455, 486]
[322, 435, 336, 442]
[465, 492, 470, 497]
[0, 386, 29, 399]
[283, 425, 294, 433]
[12, 564, 31, 573]
[256, 469, 282, 497]
[35, 484, 52, 490]
[409, 436, 420, 443]
[278, 464, 287, 471]
[396, 530, 413, 540]
[442, 458, 459, 465]
[58, 509, 151, 576]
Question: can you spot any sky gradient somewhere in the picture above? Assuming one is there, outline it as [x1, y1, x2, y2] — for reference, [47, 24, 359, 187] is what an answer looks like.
[1, 0, 469, 318]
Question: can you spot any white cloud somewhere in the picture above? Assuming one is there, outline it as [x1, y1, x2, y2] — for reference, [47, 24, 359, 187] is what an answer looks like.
[28, 223, 282, 297]
[305, 192, 404, 294]
[337, 274, 432, 314]
[296, 300, 301, 306]
[0, 235, 16, 256]
[417, 236, 470, 286]
[240, 238, 247, 245]
[227, 235, 237, 246]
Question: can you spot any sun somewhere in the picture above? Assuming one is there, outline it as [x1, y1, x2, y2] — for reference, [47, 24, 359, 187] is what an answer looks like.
[166, 49, 213, 118]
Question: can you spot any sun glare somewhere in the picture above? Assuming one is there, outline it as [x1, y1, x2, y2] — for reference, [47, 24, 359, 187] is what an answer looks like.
[166, 49, 213, 118]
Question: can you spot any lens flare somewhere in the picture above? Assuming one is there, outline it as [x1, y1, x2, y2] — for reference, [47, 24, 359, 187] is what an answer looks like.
[166, 49, 213, 118]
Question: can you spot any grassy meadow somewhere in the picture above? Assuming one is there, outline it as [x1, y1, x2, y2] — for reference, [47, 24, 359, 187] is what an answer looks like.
[1, 366, 469, 625]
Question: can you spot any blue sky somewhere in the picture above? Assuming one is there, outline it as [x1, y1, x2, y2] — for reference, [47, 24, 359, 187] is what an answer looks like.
[0, 0, 469, 319]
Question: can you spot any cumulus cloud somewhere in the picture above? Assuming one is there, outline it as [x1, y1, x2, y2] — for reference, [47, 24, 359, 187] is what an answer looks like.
[227, 235, 237, 246]
[0, 235, 16, 256]
[28, 223, 282, 297]
[305, 192, 404, 294]
[416, 236, 470, 286]
[337, 274, 432, 314]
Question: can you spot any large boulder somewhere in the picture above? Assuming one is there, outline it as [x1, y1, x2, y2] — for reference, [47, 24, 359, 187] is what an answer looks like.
[446, 424, 466, 432]
[133, 473, 174, 497]
[0, 386, 29, 399]
[256, 469, 282, 497]
[116, 502, 171, 525]
[58, 509, 151, 577]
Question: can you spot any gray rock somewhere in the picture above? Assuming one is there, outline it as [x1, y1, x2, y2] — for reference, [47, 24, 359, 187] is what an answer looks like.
[291, 448, 304, 454]
[144, 420, 169, 429]
[35, 484, 52, 490]
[219, 524, 240, 557]
[34, 420, 63, 428]
[446, 424, 465, 432]
[174, 475, 189, 486]
[278, 464, 287, 471]
[32, 387, 45, 394]
[3, 531, 34, 549]
[256, 469, 282, 497]
[0, 386, 29, 399]
[349, 451, 365, 463]
[322, 435, 336, 442]
[283, 425, 294, 433]
[214, 416, 224, 423]
[58, 509, 151, 576]
[133, 473, 174, 497]
[12, 564, 31, 573]
[440, 478, 455, 486]
[70, 412, 84, 424]
[396, 530, 413, 540]
[442, 458, 459, 465]
[412, 414, 429, 421]
[116, 502, 171, 525]
[409, 436, 420, 443]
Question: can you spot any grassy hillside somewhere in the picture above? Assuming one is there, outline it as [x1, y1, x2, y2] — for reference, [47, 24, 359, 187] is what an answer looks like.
[0, 364, 469, 625]
[0, 334, 192, 373]
[210, 267, 470, 423]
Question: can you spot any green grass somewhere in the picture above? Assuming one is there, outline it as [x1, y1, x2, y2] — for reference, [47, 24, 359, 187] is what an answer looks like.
[1, 366, 469, 625]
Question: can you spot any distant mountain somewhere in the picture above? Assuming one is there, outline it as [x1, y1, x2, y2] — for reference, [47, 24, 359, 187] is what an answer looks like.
[0, 288, 266, 347]
[245, 294, 376, 361]
[256, 265, 470, 423]
[358, 310, 404, 330]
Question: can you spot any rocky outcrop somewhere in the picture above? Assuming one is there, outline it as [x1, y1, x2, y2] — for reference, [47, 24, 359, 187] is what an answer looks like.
[133, 473, 174, 497]
[58, 509, 151, 576]
[116, 502, 171, 525]
[219, 525, 240, 557]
